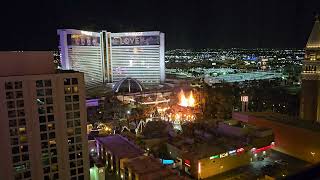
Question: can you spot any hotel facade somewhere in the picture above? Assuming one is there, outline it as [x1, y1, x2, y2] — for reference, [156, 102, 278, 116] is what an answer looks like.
[58, 29, 165, 89]
[0, 52, 89, 180]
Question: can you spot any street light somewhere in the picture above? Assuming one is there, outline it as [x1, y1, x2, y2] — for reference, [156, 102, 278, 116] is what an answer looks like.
[310, 151, 316, 163]
[311, 152, 315, 159]
[127, 110, 131, 115]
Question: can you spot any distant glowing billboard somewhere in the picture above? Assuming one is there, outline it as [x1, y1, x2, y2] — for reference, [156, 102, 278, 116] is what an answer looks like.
[241, 96, 248, 102]
[86, 99, 99, 107]
[161, 159, 174, 165]
[111, 35, 160, 46]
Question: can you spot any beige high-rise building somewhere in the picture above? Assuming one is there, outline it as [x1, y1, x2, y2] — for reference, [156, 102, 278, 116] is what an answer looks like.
[0, 52, 89, 180]
[300, 17, 320, 123]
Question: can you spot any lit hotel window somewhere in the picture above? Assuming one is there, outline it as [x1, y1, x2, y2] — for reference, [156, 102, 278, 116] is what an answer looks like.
[65, 87, 72, 94]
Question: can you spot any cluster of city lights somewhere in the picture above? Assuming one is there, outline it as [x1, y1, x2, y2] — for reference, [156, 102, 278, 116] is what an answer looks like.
[169, 113, 195, 122]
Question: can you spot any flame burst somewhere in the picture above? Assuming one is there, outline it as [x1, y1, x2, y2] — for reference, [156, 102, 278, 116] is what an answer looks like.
[179, 90, 195, 107]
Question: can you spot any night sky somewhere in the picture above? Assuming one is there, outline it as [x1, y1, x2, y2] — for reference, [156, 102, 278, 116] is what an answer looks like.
[1, 0, 320, 50]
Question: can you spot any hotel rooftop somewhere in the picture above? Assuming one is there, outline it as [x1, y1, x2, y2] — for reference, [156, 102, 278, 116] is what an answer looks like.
[95, 135, 144, 159]
[123, 156, 185, 180]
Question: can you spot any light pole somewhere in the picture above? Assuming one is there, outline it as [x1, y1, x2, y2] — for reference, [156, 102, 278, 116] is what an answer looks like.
[126, 110, 131, 127]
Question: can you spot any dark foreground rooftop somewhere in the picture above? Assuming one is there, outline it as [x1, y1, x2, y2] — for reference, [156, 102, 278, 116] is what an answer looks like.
[238, 112, 320, 132]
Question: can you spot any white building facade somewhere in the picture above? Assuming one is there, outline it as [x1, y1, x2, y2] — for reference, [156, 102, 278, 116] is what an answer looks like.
[109, 31, 165, 84]
[57, 29, 106, 89]
[58, 29, 165, 88]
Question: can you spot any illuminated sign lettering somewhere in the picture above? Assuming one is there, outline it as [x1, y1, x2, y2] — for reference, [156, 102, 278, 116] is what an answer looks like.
[161, 159, 174, 165]
[124, 32, 143, 36]
[111, 35, 160, 46]
[237, 148, 244, 152]
[219, 152, 228, 158]
[81, 31, 93, 36]
[236, 148, 245, 155]
[209, 147, 247, 160]
[67, 34, 100, 46]
[209, 155, 219, 160]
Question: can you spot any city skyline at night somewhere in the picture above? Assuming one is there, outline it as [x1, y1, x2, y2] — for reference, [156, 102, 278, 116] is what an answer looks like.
[2, 1, 320, 180]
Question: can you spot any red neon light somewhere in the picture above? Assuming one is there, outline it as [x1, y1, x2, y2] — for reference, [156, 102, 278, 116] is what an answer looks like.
[236, 148, 244, 153]
[253, 145, 272, 153]
[184, 159, 191, 167]
[236, 148, 245, 155]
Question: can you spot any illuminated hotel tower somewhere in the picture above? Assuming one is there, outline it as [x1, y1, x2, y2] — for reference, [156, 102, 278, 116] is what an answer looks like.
[0, 52, 89, 180]
[300, 16, 320, 122]
[58, 29, 165, 88]
[57, 29, 107, 89]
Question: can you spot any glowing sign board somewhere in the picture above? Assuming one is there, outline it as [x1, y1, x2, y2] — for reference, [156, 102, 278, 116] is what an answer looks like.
[111, 35, 160, 46]
[229, 150, 236, 155]
[209, 155, 219, 160]
[219, 152, 229, 158]
[237, 148, 244, 153]
[86, 98, 99, 107]
[209, 147, 246, 160]
[236, 148, 245, 155]
[161, 159, 174, 165]
[67, 34, 100, 46]
[241, 96, 248, 102]
[252, 145, 272, 154]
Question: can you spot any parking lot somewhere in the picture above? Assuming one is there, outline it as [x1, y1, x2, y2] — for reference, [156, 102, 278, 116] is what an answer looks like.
[205, 149, 310, 180]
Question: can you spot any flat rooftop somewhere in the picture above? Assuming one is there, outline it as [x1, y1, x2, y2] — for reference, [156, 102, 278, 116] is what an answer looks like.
[238, 112, 320, 132]
[168, 135, 248, 159]
[95, 135, 144, 159]
[221, 119, 271, 131]
[124, 156, 184, 180]
[125, 156, 164, 174]
[0, 51, 55, 77]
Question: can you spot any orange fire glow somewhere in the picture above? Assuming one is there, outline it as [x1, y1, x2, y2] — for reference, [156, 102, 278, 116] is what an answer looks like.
[178, 90, 195, 107]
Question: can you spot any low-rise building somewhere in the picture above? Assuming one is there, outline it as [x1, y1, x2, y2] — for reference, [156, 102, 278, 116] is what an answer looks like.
[121, 155, 184, 180]
[92, 135, 185, 180]
[166, 120, 274, 179]
[95, 135, 144, 175]
[233, 112, 320, 163]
